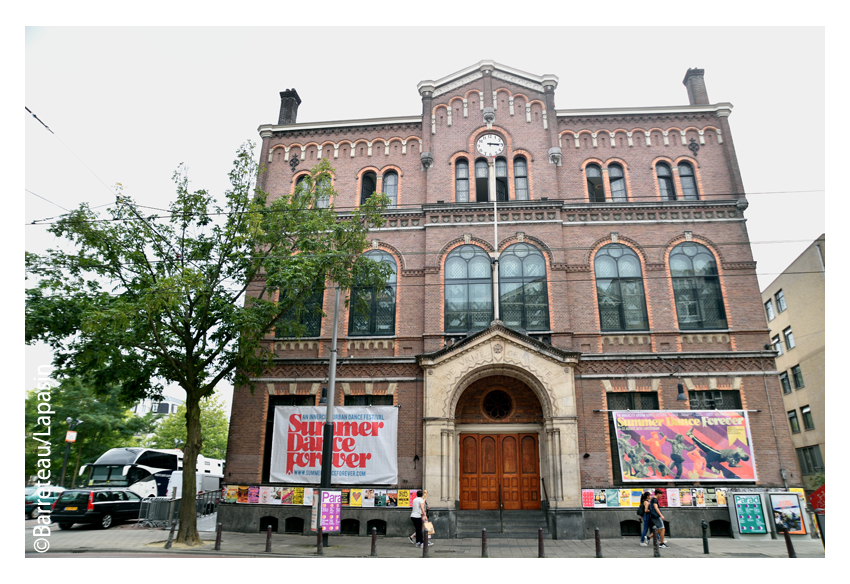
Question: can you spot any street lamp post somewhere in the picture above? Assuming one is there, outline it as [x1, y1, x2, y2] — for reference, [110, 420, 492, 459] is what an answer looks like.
[318, 286, 342, 547]
[59, 417, 83, 488]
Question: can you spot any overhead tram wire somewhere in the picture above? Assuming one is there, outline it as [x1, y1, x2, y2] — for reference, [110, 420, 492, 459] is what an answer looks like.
[25, 187, 826, 227]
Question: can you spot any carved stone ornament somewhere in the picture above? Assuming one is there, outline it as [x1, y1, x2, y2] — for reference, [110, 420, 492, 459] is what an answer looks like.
[420, 151, 434, 169]
[483, 107, 495, 128]
[493, 343, 503, 354]
[548, 146, 562, 166]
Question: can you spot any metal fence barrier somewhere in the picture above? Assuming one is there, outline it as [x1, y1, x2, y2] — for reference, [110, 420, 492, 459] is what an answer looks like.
[138, 490, 219, 528]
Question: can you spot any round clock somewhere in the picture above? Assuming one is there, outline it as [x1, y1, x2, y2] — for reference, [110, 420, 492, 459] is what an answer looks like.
[476, 133, 505, 157]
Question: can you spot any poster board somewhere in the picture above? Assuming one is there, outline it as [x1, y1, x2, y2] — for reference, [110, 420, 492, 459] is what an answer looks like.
[770, 493, 807, 535]
[733, 493, 768, 534]
[612, 410, 757, 482]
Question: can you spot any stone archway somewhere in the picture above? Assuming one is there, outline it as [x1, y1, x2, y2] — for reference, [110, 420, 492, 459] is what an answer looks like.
[417, 324, 582, 509]
[456, 376, 543, 510]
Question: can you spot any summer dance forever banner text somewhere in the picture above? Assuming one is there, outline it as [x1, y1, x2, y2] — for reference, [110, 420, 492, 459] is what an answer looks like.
[613, 410, 757, 482]
[269, 407, 398, 484]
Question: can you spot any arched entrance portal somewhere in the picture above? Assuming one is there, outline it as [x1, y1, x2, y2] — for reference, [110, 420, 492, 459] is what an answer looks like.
[456, 376, 542, 510]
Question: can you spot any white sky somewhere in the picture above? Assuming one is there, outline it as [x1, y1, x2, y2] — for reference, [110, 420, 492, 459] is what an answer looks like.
[8, 6, 841, 574]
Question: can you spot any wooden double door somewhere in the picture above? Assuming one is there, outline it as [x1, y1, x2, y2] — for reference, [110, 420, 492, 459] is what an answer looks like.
[459, 433, 541, 510]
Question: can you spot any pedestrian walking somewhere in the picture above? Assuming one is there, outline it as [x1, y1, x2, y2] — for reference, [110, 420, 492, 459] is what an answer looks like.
[649, 488, 669, 548]
[637, 491, 651, 546]
[408, 490, 430, 547]
[409, 490, 433, 544]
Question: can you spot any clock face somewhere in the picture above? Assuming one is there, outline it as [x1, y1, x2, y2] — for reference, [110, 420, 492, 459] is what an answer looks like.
[476, 133, 505, 156]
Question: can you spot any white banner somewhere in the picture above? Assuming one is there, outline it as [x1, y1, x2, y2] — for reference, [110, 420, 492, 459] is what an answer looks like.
[269, 406, 398, 484]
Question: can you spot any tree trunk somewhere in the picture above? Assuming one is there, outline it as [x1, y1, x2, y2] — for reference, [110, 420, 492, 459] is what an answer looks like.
[176, 392, 203, 545]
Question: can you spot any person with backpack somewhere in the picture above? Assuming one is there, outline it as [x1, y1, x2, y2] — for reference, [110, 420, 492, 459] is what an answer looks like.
[649, 488, 669, 548]
[637, 491, 651, 546]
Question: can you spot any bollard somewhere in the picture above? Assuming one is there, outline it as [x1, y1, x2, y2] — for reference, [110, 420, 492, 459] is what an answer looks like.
[652, 527, 660, 558]
[214, 522, 222, 551]
[422, 525, 429, 557]
[538, 527, 544, 558]
[595, 527, 602, 558]
[265, 525, 272, 553]
[317, 526, 324, 556]
[482, 528, 488, 558]
[780, 525, 797, 558]
[164, 519, 177, 550]
[701, 520, 709, 554]
[370, 527, 377, 557]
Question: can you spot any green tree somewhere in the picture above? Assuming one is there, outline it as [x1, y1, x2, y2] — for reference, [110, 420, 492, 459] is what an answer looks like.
[26, 144, 390, 544]
[25, 377, 148, 488]
[144, 393, 229, 460]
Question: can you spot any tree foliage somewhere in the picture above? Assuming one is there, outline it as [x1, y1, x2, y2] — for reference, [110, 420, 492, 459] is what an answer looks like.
[25, 378, 149, 487]
[143, 393, 229, 460]
[25, 143, 390, 543]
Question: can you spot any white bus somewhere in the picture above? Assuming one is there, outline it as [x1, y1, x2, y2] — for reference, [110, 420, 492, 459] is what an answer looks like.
[80, 447, 224, 498]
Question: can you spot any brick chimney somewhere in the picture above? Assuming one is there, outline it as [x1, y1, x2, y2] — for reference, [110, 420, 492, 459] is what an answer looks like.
[682, 68, 709, 105]
[278, 89, 302, 124]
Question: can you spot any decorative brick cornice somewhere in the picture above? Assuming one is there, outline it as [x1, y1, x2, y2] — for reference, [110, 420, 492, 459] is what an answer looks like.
[721, 261, 757, 271]
[552, 263, 591, 272]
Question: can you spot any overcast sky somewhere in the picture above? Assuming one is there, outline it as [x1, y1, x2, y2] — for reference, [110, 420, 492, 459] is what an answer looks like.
[20, 26, 828, 410]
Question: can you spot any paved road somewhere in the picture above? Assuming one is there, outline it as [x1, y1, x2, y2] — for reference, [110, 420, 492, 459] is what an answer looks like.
[24, 516, 825, 559]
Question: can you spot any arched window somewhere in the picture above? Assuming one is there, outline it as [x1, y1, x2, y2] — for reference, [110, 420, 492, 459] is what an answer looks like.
[455, 159, 469, 202]
[514, 157, 529, 200]
[656, 163, 676, 201]
[276, 280, 325, 338]
[445, 245, 493, 333]
[383, 171, 398, 208]
[608, 163, 628, 202]
[586, 164, 604, 202]
[669, 242, 727, 330]
[295, 174, 330, 208]
[594, 244, 648, 331]
[475, 159, 489, 202]
[678, 162, 699, 200]
[349, 250, 397, 336]
[499, 243, 549, 331]
[360, 172, 377, 205]
[495, 157, 509, 201]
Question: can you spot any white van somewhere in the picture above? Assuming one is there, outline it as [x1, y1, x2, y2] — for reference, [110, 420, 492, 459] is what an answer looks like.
[166, 470, 221, 499]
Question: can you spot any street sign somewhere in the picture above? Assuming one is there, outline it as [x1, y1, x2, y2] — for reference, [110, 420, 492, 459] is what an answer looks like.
[65, 431, 77, 443]
[808, 484, 825, 514]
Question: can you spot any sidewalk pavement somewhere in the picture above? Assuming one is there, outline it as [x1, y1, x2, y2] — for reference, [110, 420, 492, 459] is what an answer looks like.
[25, 515, 824, 558]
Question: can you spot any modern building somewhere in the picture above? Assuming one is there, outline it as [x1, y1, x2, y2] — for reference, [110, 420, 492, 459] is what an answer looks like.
[222, 61, 804, 539]
[761, 236, 825, 493]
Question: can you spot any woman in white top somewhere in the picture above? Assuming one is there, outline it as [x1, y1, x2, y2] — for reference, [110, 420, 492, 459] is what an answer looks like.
[408, 490, 428, 547]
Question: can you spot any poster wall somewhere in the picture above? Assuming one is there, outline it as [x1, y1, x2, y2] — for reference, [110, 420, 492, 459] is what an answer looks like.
[770, 494, 807, 535]
[612, 410, 757, 482]
[734, 494, 767, 534]
[269, 406, 398, 484]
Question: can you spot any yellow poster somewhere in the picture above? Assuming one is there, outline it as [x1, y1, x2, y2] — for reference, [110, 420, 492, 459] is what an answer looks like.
[619, 489, 632, 506]
[398, 489, 411, 507]
[293, 487, 304, 505]
[349, 489, 363, 507]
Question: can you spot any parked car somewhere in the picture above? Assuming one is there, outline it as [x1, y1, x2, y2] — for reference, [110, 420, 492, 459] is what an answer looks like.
[51, 488, 143, 529]
[25, 485, 65, 519]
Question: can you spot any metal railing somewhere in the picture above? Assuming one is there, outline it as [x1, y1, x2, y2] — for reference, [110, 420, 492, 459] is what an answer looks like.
[138, 490, 220, 528]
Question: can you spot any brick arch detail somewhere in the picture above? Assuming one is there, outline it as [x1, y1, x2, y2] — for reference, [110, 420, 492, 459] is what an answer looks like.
[367, 241, 406, 272]
[454, 374, 544, 424]
[448, 364, 553, 420]
[433, 238, 494, 272]
[585, 235, 651, 268]
[661, 233, 727, 266]
[498, 234, 555, 267]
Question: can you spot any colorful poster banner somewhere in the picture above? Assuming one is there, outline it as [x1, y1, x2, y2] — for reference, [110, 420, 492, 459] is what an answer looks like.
[606, 489, 620, 507]
[705, 488, 717, 507]
[349, 489, 363, 507]
[363, 488, 375, 507]
[386, 490, 398, 507]
[280, 488, 294, 505]
[293, 487, 304, 505]
[679, 489, 693, 507]
[692, 488, 705, 507]
[341, 489, 350, 506]
[247, 486, 259, 504]
[666, 488, 680, 507]
[612, 410, 757, 482]
[303, 487, 314, 506]
[734, 494, 767, 534]
[582, 489, 595, 508]
[716, 488, 728, 507]
[236, 486, 249, 503]
[630, 489, 644, 507]
[593, 489, 608, 508]
[656, 488, 668, 507]
[259, 487, 274, 504]
[269, 406, 399, 484]
[770, 494, 806, 535]
[619, 489, 632, 506]
[319, 490, 341, 533]
[225, 486, 237, 503]
[375, 489, 387, 507]
[398, 489, 411, 508]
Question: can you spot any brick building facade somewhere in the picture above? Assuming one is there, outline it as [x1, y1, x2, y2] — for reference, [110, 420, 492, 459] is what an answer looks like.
[222, 61, 803, 539]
